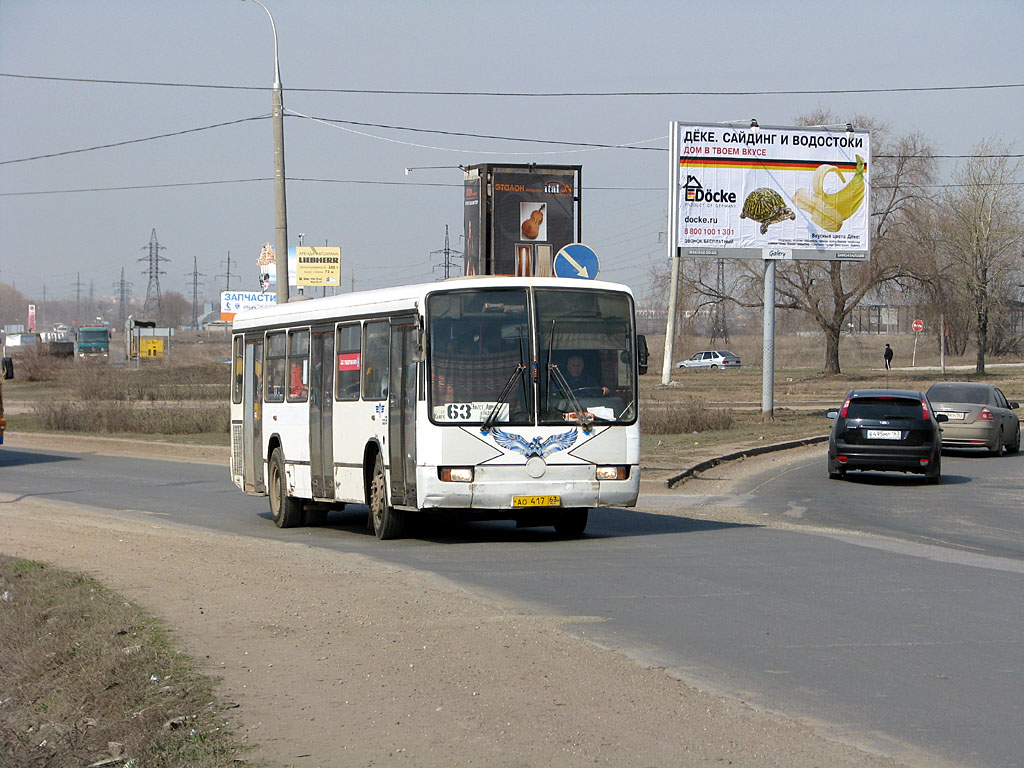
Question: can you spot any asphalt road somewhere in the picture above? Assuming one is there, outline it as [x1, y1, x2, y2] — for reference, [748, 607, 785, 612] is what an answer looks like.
[727, 446, 1024, 561]
[2, 444, 1022, 767]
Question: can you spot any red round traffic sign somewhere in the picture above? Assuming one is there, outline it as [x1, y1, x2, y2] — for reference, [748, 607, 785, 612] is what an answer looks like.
[912, 319, 924, 332]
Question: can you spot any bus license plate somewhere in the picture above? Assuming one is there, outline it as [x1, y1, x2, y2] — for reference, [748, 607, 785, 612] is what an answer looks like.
[513, 495, 561, 508]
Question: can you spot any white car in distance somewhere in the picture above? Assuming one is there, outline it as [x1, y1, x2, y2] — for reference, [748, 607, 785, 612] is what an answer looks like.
[676, 350, 741, 370]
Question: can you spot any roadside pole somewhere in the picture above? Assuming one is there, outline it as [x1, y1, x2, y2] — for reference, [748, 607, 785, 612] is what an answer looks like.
[912, 318, 924, 367]
[940, 312, 946, 373]
[661, 122, 681, 385]
[762, 259, 775, 420]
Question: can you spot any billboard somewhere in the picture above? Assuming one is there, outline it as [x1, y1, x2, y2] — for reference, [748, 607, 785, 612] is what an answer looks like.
[294, 246, 341, 287]
[221, 290, 278, 321]
[258, 244, 342, 288]
[671, 122, 871, 261]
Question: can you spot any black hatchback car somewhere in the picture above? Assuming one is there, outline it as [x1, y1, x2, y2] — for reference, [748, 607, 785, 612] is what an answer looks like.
[826, 389, 948, 483]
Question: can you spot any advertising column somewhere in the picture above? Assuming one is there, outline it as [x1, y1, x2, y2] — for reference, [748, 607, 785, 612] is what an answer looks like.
[491, 170, 576, 275]
[463, 174, 484, 276]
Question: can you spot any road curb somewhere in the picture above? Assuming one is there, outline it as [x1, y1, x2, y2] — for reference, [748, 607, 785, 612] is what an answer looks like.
[666, 434, 828, 489]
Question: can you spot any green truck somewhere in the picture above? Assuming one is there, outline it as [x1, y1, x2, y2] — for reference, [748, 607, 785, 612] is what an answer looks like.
[76, 325, 111, 360]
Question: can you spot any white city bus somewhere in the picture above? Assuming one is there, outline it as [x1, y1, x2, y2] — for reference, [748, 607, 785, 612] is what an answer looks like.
[229, 276, 648, 539]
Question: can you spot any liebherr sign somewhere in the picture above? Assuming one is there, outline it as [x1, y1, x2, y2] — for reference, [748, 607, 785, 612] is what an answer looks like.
[670, 122, 871, 261]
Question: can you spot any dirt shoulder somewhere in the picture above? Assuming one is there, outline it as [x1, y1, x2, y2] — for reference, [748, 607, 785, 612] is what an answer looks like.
[1, 433, 920, 768]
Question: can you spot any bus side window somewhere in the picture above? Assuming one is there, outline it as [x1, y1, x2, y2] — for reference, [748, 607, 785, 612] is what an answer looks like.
[288, 329, 310, 402]
[362, 320, 390, 401]
[232, 336, 244, 404]
[265, 331, 286, 402]
[336, 323, 361, 401]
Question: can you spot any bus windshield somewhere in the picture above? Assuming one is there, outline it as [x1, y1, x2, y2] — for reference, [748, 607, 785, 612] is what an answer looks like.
[428, 289, 532, 426]
[427, 286, 636, 427]
[536, 288, 636, 425]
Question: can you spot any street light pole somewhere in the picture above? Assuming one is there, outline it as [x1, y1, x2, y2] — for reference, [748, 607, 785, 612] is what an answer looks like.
[243, 0, 289, 304]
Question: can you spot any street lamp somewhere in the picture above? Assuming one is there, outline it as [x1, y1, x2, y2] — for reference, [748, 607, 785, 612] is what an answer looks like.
[242, 0, 289, 304]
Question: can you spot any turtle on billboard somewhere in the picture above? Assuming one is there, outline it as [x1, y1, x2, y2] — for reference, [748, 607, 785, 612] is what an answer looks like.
[463, 164, 581, 277]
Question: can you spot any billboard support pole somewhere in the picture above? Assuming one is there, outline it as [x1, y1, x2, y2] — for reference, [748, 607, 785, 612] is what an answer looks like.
[940, 312, 946, 374]
[761, 259, 776, 420]
[662, 122, 681, 385]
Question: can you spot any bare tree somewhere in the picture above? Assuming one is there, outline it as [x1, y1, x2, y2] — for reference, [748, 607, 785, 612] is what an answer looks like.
[935, 138, 1024, 373]
[896, 201, 973, 357]
[0, 282, 30, 329]
[161, 291, 191, 329]
[677, 114, 936, 374]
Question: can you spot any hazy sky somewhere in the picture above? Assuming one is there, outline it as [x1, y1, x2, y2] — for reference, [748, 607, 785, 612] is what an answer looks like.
[1, 0, 1022, 309]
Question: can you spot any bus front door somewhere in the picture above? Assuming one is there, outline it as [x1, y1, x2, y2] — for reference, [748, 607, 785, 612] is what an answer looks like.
[309, 328, 334, 499]
[388, 320, 418, 507]
[243, 338, 265, 493]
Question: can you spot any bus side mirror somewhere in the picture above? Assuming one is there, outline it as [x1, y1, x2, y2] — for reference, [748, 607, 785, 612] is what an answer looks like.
[637, 335, 649, 376]
[2, 356, 13, 380]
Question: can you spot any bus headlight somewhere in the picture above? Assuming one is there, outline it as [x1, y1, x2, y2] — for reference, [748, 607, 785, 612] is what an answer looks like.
[596, 466, 629, 481]
[439, 467, 474, 483]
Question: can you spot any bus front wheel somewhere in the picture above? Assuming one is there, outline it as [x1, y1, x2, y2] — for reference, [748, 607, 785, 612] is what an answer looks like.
[553, 508, 588, 537]
[369, 453, 405, 540]
[269, 448, 302, 528]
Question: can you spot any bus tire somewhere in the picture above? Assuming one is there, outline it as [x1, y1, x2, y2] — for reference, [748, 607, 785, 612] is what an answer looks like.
[370, 453, 405, 540]
[269, 448, 302, 528]
[553, 508, 588, 537]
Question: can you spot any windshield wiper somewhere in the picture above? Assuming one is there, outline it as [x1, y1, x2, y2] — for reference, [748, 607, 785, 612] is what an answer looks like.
[547, 363, 593, 432]
[481, 326, 529, 434]
[480, 364, 527, 434]
[543, 319, 593, 432]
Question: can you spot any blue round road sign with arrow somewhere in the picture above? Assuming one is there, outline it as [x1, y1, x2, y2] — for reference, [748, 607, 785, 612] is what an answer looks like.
[553, 243, 600, 280]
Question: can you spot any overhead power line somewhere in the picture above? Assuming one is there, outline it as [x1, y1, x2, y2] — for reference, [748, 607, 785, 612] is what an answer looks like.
[3, 109, 1022, 167]
[3, 72, 1023, 97]
[0, 115, 268, 165]
[3, 177, 1021, 198]
[293, 112, 664, 151]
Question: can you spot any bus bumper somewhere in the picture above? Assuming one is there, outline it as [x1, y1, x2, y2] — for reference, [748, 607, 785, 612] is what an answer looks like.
[418, 464, 640, 510]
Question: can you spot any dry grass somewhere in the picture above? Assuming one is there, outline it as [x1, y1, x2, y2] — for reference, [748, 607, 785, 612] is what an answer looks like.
[0, 555, 250, 767]
[65, 363, 230, 403]
[3, 347, 74, 382]
[643, 331, 1024, 402]
[32, 401, 228, 436]
[8, 357, 231, 438]
[642, 397, 734, 434]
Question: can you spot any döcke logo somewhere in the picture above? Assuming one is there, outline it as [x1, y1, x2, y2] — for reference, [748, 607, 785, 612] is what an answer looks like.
[682, 176, 736, 204]
[687, 187, 736, 203]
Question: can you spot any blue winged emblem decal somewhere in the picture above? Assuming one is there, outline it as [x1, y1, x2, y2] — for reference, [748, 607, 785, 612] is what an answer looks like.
[491, 427, 578, 458]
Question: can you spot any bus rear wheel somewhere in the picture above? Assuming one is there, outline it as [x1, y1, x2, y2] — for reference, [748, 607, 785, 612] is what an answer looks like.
[269, 448, 302, 528]
[369, 453, 405, 540]
[553, 508, 588, 537]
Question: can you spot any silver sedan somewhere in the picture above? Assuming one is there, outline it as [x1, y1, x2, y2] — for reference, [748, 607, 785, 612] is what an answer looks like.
[926, 382, 1021, 455]
[675, 350, 741, 370]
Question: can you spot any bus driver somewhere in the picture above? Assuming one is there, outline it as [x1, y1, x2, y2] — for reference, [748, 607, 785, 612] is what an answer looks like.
[564, 354, 609, 396]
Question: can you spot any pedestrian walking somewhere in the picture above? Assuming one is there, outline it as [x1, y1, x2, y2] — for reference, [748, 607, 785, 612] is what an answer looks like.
[883, 343, 893, 371]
